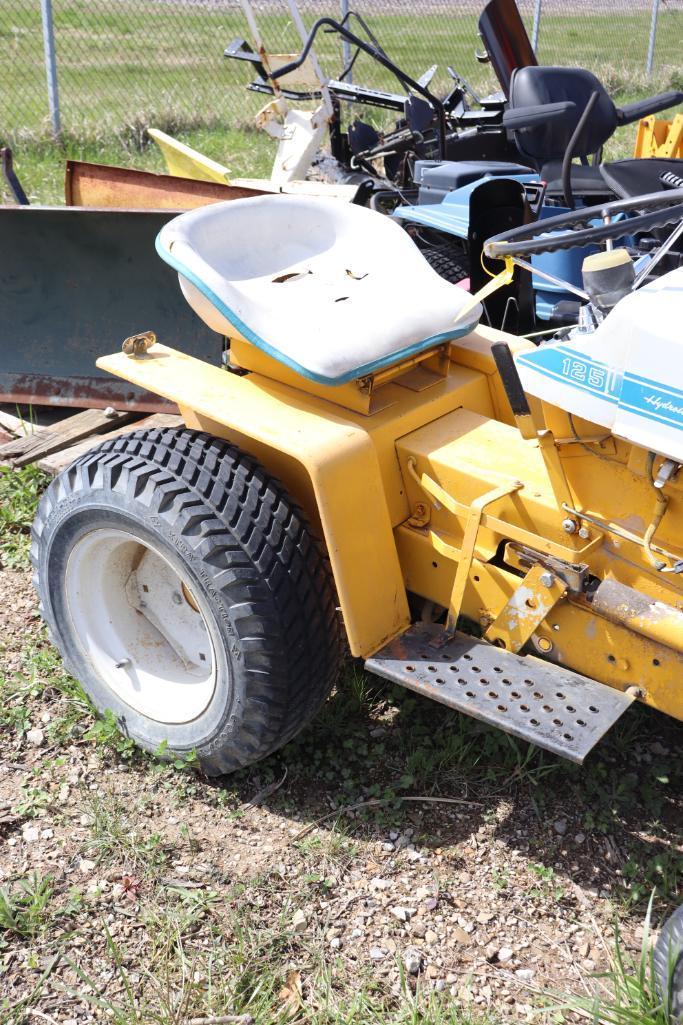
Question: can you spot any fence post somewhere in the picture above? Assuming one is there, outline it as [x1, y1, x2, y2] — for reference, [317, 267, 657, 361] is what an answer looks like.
[531, 0, 542, 55]
[340, 0, 352, 81]
[40, 0, 61, 138]
[646, 0, 660, 78]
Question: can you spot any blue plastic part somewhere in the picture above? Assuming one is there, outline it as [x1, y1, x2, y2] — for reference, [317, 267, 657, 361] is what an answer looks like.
[393, 173, 540, 240]
[518, 343, 683, 433]
[395, 178, 642, 324]
[156, 233, 480, 387]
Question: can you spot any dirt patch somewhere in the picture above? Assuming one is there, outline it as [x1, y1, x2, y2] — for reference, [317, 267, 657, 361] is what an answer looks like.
[1, 564, 682, 1023]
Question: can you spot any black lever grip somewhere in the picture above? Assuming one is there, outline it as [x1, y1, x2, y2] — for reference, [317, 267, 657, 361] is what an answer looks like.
[491, 342, 531, 418]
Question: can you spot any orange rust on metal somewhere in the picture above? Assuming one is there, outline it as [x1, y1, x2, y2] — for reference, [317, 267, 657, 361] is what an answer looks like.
[0, 374, 177, 414]
[65, 161, 268, 210]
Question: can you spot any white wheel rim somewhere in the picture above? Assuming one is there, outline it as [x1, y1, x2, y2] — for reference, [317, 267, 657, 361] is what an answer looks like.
[65, 528, 217, 724]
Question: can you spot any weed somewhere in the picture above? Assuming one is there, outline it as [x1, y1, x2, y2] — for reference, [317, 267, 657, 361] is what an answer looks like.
[0, 873, 54, 937]
[84, 793, 169, 871]
[0, 464, 47, 569]
[84, 709, 140, 761]
[552, 895, 671, 1025]
[528, 863, 566, 902]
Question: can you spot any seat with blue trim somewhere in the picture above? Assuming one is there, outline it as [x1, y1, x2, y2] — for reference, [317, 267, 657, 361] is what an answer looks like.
[157, 195, 482, 385]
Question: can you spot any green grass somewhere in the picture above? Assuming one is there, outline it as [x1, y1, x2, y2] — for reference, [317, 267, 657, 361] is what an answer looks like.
[553, 896, 672, 1025]
[2, 3, 682, 204]
[0, 464, 48, 569]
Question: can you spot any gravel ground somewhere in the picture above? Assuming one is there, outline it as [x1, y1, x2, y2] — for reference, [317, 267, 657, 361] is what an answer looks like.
[1, 558, 682, 1023]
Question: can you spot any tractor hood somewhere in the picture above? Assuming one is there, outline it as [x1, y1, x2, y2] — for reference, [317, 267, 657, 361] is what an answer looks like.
[516, 267, 683, 463]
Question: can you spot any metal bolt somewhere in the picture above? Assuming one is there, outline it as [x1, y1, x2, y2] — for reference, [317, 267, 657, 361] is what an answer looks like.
[172, 591, 183, 605]
[562, 518, 577, 534]
[539, 572, 554, 588]
[115, 658, 131, 669]
[578, 527, 590, 540]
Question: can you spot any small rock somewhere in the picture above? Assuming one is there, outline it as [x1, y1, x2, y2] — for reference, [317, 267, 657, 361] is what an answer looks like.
[426, 964, 439, 979]
[80, 814, 94, 827]
[369, 947, 385, 961]
[403, 949, 422, 975]
[351, 928, 362, 939]
[22, 824, 40, 843]
[476, 911, 494, 924]
[451, 926, 471, 945]
[370, 877, 392, 891]
[330, 937, 342, 950]
[381, 842, 394, 852]
[26, 727, 45, 747]
[292, 909, 308, 933]
[425, 930, 438, 945]
[435, 979, 447, 992]
[390, 906, 415, 923]
[515, 968, 535, 981]
[389, 831, 399, 841]
[574, 832, 586, 844]
[554, 818, 568, 836]
[411, 920, 427, 938]
[498, 946, 514, 963]
[79, 858, 96, 874]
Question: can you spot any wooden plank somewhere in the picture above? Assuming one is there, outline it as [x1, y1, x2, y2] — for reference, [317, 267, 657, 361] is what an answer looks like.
[38, 413, 184, 474]
[0, 409, 46, 438]
[0, 408, 134, 467]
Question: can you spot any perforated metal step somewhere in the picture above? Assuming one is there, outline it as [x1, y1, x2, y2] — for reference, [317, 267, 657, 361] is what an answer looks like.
[365, 626, 635, 763]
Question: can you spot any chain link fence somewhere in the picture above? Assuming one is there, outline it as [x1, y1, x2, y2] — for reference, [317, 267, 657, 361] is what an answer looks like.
[2, 0, 682, 144]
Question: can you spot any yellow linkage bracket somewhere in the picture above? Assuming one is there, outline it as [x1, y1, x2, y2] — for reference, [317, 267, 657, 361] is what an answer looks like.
[445, 479, 523, 633]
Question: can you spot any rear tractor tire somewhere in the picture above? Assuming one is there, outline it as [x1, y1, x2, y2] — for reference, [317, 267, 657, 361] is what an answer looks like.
[422, 242, 469, 285]
[31, 428, 342, 775]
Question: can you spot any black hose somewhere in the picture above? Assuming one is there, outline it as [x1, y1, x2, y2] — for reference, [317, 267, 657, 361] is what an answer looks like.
[561, 90, 600, 210]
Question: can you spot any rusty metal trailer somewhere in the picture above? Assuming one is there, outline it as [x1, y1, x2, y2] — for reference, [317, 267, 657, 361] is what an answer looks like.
[0, 162, 265, 412]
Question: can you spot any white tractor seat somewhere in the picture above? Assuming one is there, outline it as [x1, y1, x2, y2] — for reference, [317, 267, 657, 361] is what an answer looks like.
[157, 195, 481, 385]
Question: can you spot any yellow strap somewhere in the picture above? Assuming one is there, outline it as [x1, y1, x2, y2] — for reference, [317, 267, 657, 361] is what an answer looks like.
[453, 256, 515, 325]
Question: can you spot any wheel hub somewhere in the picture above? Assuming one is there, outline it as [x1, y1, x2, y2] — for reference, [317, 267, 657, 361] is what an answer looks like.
[65, 528, 217, 724]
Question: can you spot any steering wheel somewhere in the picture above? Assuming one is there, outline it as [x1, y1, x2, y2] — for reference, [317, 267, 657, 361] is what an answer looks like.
[484, 187, 683, 259]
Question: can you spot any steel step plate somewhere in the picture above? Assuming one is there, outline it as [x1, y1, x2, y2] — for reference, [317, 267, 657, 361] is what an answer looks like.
[365, 626, 635, 763]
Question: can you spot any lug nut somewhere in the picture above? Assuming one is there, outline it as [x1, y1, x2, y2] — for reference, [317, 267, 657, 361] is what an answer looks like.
[540, 572, 554, 588]
[578, 527, 590, 540]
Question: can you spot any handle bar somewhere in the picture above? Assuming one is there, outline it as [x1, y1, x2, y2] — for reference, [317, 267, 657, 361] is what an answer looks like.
[270, 17, 448, 159]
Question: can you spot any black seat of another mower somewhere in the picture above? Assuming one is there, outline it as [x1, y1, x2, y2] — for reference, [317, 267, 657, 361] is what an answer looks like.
[600, 158, 683, 199]
[508, 65, 683, 203]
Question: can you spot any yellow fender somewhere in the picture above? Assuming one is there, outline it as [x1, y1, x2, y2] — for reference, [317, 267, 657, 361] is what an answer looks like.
[97, 345, 411, 657]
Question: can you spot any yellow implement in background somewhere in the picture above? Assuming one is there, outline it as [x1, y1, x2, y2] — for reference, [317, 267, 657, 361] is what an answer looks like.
[148, 127, 361, 201]
[633, 114, 683, 159]
[148, 129, 232, 184]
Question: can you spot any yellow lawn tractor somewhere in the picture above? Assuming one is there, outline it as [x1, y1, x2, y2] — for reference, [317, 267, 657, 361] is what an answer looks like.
[32, 187, 683, 780]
